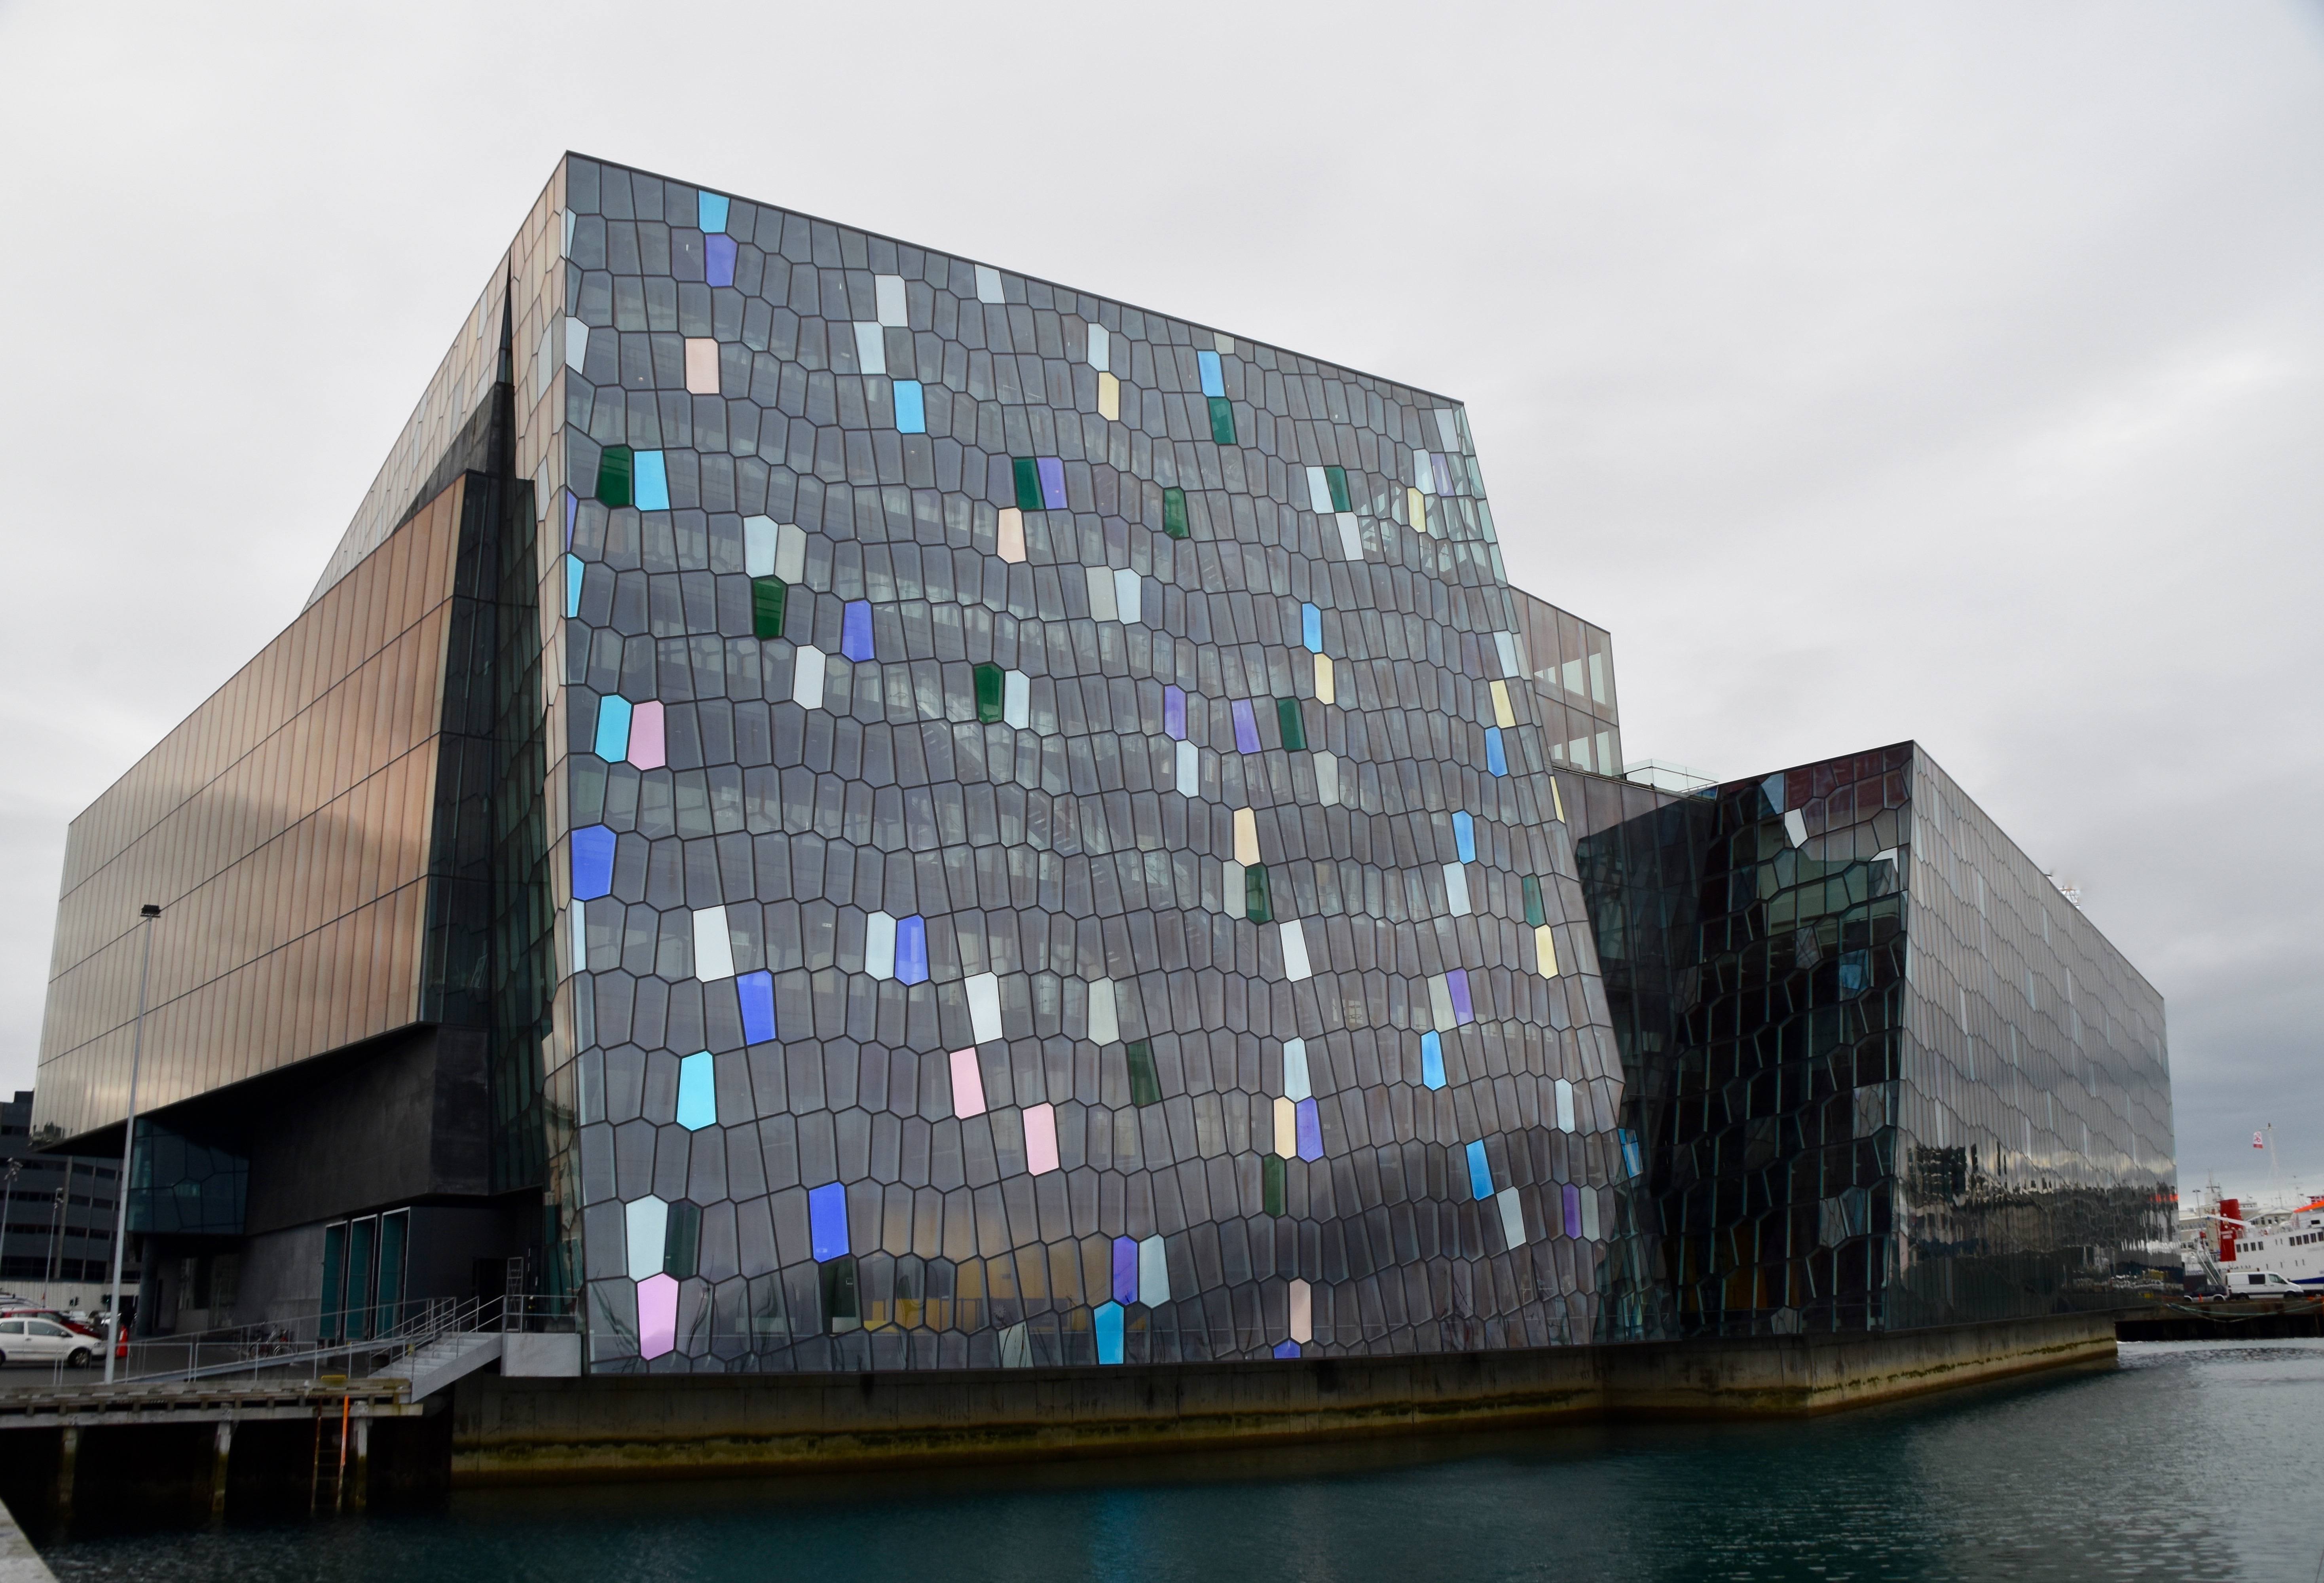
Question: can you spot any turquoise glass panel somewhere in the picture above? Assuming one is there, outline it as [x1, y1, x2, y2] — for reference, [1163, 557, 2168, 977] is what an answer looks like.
[1421, 1031, 1445, 1090]
[1301, 603, 1322, 653]
[1454, 811, 1476, 863]
[1466, 1139, 1493, 1200]
[565, 554, 584, 619]
[676, 1051, 717, 1131]
[634, 450, 670, 511]
[1197, 349, 1224, 397]
[594, 694, 633, 761]
[1095, 1300, 1125, 1365]
[894, 379, 926, 433]
[698, 192, 729, 233]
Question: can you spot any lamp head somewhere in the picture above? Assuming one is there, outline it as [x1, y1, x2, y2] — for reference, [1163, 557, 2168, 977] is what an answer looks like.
[139, 904, 161, 918]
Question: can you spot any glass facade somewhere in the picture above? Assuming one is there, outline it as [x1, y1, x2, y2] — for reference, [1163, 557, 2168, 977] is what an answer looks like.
[33, 154, 2170, 1369]
[1575, 744, 2174, 1338]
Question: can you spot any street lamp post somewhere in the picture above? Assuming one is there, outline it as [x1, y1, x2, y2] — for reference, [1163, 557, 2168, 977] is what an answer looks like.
[0, 1158, 19, 1290]
[102, 902, 161, 1385]
[44, 1186, 63, 1294]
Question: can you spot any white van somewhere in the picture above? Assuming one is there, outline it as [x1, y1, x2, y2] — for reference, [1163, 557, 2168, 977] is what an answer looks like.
[0, 1315, 95, 1368]
[2229, 1270, 2305, 1294]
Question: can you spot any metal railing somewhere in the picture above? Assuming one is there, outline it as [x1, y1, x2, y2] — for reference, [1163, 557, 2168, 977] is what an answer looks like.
[99, 1293, 577, 1387]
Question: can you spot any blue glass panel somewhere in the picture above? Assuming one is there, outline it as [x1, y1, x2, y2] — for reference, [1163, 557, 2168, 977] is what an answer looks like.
[565, 553, 584, 619]
[594, 694, 633, 761]
[808, 1182, 849, 1262]
[894, 916, 928, 985]
[1095, 1300, 1125, 1365]
[676, 1051, 717, 1131]
[1420, 1031, 1445, 1091]
[738, 970, 777, 1044]
[634, 450, 670, 512]
[1301, 602, 1322, 653]
[1112, 1236, 1138, 1304]
[698, 192, 729, 233]
[1197, 349, 1225, 398]
[1272, 1340, 1301, 1359]
[571, 824, 617, 902]
[842, 600, 875, 661]
[1036, 456, 1067, 510]
[1453, 811, 1476, 863]
[894, 379, 926, 434]
[705, 234, 736, 289]
[1485, 726, 1507, 776]
[1465, 1139, 1493, 1200]
[1164, 685, 1186, 740]
[1296, 1097, 1323, 1162]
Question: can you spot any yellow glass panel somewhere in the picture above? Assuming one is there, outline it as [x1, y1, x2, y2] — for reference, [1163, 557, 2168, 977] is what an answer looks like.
[1233, 807, 1259, 866]
[1315, 654, 1334, 704]
[1490, 680, 1516, 728]
[1274, 1096, 1296, 1159]
[1098, 371, 1119, 421]
[1536, 924, 1560, 978]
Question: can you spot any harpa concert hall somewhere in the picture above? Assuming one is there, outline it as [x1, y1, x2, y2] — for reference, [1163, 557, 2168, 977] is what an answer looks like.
[34, 156, 2175, 1366]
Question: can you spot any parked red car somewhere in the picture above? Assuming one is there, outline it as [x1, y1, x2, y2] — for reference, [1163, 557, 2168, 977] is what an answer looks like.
[0, 1306, 101, 1339]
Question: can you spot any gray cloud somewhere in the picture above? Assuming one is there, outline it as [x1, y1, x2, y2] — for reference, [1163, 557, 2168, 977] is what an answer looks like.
[1, 0, 2316, 1200]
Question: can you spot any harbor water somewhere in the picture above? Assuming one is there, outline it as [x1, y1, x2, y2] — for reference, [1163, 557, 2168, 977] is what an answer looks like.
[31, 1339, 2324, 1582]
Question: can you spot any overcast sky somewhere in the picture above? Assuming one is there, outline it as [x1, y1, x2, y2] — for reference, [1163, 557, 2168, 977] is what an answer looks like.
[0, 1, 2316, 1201]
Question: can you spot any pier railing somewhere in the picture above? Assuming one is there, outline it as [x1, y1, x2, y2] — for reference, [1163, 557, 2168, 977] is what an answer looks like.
[99, 1293, 578, 1387]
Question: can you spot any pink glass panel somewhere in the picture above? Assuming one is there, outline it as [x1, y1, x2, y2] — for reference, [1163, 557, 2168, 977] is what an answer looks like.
[628, 700, 667, 770]
[1023, 1101, 1059, 1175]
[637, 1272, 678, 1359]
[949, 1047, 987, 1118]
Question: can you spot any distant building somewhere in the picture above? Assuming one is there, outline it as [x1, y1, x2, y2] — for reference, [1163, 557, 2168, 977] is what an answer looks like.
[30, 155, 2170, 1362]
[0, 1091, 135, 1310]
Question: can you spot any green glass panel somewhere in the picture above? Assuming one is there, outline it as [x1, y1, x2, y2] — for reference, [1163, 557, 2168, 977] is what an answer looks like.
[973, 662, 1005, 724]
[597, 444, 634, 508]
[1245, 863, 1273, 924]
[751, 577, 787, 641]
[665, 1200, 702, 1279]
[1523, 875, 1546, 928]
[1325, 465, 1352, 513]
[1207, 396, 1237, 446]
[1013, 456, 1043, 512]
[1126, 1040, 1161, 1107]
[1162, 487, 1189, 539]
[1263, 1154, 1285, 1217]
[821, 1255, 860, 1333]
[1276, 698, 1307, 752]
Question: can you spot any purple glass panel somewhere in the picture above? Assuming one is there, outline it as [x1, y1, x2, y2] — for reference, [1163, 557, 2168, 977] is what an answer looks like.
[704, 233, 737, 288]
[1112, 1236, 1138, 1305]
[564, 490, 577, 549]
[1037, 456, 1067, 509]
[1231, 699, 1261, 754]
[1446, 968, 1473, 1025]
[894, 915, 928, 985]
[1164, 685, 1186, 740]
[1295, 1097, 1323, 1162]
[1431, 453, 1455, 495]
[1563, 1183, 1584, 1239]
[737, 970, 776, 1044]
[842, 600, 875, 661]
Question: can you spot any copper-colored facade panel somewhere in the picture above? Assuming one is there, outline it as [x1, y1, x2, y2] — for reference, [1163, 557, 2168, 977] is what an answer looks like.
[33, 480, 467, 1143]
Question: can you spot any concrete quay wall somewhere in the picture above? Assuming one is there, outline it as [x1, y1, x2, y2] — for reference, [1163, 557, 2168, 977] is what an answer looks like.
[450, 1310, 2117, 1483]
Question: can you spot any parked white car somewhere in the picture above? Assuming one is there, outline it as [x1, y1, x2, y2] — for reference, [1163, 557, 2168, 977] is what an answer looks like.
[0, 1316, 96, 1367]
